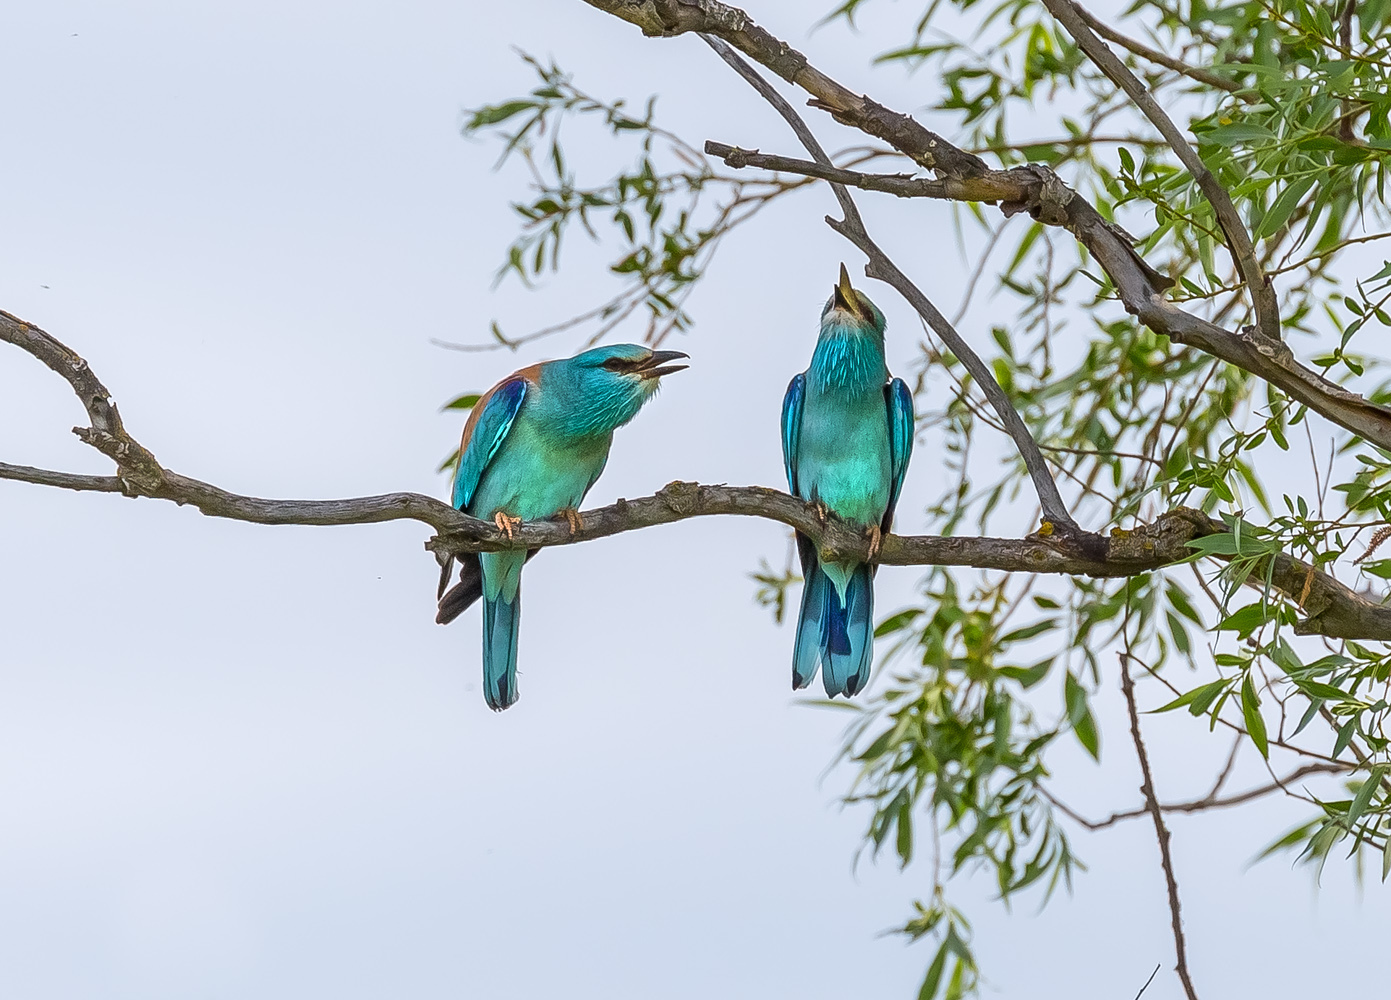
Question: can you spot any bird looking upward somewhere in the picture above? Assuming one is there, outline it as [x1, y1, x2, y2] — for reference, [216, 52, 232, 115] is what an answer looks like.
[781, 264, 914, 697]
[437, 343, 688, 711]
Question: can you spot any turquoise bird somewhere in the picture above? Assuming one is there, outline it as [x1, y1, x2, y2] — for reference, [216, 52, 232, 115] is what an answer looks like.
[781, 264, 913, 697]
[436, 344, 688, 710]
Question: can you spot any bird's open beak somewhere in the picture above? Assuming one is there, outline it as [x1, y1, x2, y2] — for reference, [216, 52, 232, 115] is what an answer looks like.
[637, 349, 690, 379]
[832, 262, 863, 318]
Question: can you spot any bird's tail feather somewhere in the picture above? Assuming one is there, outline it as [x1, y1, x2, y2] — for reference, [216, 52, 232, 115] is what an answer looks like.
[820, 563, 874, 698]
[792, 556, 828, 690]
[791, 556, 875, 697]
[481, 588, 521, 711]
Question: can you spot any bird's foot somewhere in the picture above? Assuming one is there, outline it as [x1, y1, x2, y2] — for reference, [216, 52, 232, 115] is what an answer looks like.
[558, 507, 584, 535]
[813, 500, 830, 527]
[493, 511, 523, 541]
[865, 523, 883, 561]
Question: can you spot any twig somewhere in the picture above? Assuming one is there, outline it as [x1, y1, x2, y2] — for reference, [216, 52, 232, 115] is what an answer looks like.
[1133, 963, 1162, 1000]
[1073, 6, 1243, 94]
[1206, 735, 1243, 799]
[1120, 646, 1201, 1000]
[1043, 761, 1347, 830]
[1339, 0, 1359, 143]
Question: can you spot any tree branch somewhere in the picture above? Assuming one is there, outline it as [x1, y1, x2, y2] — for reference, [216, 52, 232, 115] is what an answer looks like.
[697, 34, 1083, 537]
[1072, 5, 1243, 94]
[1120, 651, 1202, 1000]
[7, 306, 1391, 636]
[1045, 762, 1347, 831]
[1040, 0, 1279, 342]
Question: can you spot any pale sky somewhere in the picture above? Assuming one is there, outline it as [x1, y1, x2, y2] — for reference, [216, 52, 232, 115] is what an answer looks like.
[2, 2, 1387, 999]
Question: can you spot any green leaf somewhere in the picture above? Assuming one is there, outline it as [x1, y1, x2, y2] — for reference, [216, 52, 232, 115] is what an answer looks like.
[1333, 718, 1358, 758]
[918, 945, 948, 1000]
[1199, 122, 1277, 145]
[1153, 679, 1229, 714]
[999, 657, 1053, 689]
[896, 798, 914, 867]
[1346, 766, 1384, 825]
[466, 100, 537, 130]
[1241, 674, 1269, 758]
[1361, 559, 1391, 579]
[875, 608, 921, 637]
[1000, 619, 1057, 643]
[441, 392, 482, 412]
[1257, 176, 1316, 239]
[1065, 672, 1100, 760]
[1217, 602, 1277, 639]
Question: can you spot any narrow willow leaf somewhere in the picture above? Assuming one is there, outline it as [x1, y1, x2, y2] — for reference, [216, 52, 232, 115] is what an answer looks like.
[1241, 675, 1269, 758]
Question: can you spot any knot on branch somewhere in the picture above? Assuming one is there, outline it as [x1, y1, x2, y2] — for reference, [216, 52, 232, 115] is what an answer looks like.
[644, 0, 746, 36]
[658, 479, 701, 514]
[1000, 165, 1074, 226]
[719, 144, 758, 168]
[71, 426, 166, 493]
[1238, 324, 1299, 371]
[1105, 507, 1214, 565]
[1030, 518, 1108, 562]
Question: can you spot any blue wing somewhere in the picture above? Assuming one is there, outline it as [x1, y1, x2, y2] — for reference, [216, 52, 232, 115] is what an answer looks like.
[882, 377, 914, 532]
[780, 373, 806, 497]
[451, 378, 528, 511]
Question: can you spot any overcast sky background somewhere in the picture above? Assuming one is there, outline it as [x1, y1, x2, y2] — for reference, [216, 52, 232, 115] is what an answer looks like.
[2, 2, 1388, 998]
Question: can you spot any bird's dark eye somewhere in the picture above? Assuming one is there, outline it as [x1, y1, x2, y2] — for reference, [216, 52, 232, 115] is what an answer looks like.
[602, 357, 634, 372]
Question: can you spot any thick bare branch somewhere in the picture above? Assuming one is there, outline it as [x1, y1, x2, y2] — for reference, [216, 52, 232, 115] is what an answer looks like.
[1041, 0, 1279, 342]
[7, 310, 1391, 638]
[1, 309, 165, 489]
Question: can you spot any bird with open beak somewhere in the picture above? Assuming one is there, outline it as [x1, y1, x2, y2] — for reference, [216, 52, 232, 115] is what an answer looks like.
[780, 264, 914, 697]
[437, 343, 689, 710]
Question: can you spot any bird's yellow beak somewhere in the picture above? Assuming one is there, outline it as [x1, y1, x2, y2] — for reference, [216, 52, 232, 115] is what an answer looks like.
[832, 262, 863, 318]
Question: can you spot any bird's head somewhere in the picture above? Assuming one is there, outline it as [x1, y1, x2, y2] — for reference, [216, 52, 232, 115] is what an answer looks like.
[820, 263, 886, 336]
[548, 343, 690, 435]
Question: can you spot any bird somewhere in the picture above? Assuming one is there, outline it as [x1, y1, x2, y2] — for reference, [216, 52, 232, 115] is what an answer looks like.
[436, 343, 689, 710]
[781, 264, 914, 697]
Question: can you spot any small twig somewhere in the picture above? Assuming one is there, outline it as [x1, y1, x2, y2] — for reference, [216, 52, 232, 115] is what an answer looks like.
[1042, 761, 1347, 830]
[1133, 963, 1162, 1000]
[1339, 0, 1359, 143]
[1120, 645, 1201, 1000]
[1073, 6, 1243, 94]
[1206, 735, 1243, 799]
